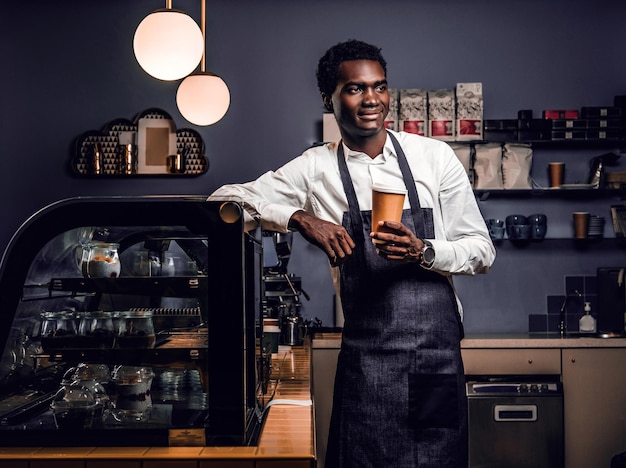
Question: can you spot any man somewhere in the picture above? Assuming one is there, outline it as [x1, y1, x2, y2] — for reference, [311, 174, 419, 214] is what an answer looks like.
[211, 39, 495, 467]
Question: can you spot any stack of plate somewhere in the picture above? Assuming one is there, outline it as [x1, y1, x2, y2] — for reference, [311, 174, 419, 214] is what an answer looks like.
[588, 215, 605, 238]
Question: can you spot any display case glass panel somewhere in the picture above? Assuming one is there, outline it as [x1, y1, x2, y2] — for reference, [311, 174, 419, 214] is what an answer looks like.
[0, 197, 267, 446]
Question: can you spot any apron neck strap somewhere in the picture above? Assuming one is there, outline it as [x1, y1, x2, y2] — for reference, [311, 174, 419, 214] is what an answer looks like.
[387, 132, 426, 239]
[337, 142, 366, 244]
[336, 132, 426, 240]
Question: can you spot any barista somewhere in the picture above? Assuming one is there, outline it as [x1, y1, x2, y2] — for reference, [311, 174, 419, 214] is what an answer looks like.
[210, 39, 495, 467]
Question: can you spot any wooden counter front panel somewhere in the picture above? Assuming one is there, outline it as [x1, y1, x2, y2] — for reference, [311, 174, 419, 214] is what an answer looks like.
[1, 462, 312, 468]
[89, 463, 141, 468]
[31, 463, 85, 468]
[199, 462, 254, 468]
[562, 348, 626, 468]
[462, 348, 561, 375]
[143, 462, 198, 468]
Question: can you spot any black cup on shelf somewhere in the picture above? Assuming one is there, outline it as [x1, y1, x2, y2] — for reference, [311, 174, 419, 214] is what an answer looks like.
[505, 214, 527, 238]
[528, 213, 548, 240]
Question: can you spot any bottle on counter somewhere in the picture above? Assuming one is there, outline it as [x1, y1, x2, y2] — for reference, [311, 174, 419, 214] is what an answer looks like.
[579, 302, 596, 334]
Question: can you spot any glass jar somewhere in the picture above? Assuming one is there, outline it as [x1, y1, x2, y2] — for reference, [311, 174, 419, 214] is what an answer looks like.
[111, 365, 154, 422]
[116, 311, 155, 349]
[77, 311, 115, 348]
[81, 242, 121, 278]
[40, 311, 78, 351]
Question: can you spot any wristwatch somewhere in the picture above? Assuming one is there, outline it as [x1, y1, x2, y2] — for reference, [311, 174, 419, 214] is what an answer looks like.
[419, 240, 435, 268]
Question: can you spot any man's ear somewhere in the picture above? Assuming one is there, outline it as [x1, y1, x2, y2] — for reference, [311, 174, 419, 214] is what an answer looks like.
[322, 94, 333, 112]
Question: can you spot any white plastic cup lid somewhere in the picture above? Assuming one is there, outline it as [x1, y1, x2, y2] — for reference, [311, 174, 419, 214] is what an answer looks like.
[372, 183, 407, 195]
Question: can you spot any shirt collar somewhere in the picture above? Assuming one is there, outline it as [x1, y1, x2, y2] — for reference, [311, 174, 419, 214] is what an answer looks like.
[341, 134, 397, 163]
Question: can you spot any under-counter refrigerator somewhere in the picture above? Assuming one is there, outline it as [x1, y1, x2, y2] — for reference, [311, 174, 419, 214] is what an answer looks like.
[0, 196, 268, 447]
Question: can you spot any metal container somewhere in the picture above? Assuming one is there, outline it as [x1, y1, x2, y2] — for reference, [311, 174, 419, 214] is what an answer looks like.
[282, 315, 304, 346]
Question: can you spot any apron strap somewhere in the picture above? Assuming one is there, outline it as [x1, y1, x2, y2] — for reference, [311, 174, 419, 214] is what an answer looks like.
[336, 133, 427, 240]
[337, 142, 366, 245]
[387, 132, 426, 239]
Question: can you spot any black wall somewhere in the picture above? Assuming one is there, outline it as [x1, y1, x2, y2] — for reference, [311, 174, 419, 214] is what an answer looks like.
[2, 0, 625, 332]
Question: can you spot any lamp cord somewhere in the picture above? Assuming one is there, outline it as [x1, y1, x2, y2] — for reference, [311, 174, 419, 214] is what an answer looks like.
[201, 0, 206, 72]
[166, 0, 205, 72]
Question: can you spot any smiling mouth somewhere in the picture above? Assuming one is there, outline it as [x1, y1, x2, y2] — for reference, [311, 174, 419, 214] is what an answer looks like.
[359, 112, 382, 121]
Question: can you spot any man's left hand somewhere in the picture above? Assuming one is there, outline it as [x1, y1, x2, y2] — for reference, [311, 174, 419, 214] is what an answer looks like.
[370, 221, 424, 262]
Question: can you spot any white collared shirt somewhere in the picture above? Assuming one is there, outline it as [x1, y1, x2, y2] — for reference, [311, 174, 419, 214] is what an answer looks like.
[210, 130, 495, 281]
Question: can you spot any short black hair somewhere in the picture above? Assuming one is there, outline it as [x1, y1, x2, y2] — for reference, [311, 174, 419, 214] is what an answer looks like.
[316, 39, 387, 97]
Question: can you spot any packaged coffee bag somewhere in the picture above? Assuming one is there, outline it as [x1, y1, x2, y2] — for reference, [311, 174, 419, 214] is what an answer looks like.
[456, 82, 483, 141]
[428, 89, 455, 141]
[399, 88, 427, 136]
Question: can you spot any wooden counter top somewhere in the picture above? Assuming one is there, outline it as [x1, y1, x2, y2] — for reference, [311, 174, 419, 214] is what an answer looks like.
[463, 333, 626, 348]
[312, 331, 626, 349]
[0, 345, 315, 465]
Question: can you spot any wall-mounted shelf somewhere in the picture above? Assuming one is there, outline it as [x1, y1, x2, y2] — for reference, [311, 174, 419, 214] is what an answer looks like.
[452, 139, 625, 149]
[475, 188, 626, 200]
[491, 237, 625, 249]
[71, 108, 208, 177]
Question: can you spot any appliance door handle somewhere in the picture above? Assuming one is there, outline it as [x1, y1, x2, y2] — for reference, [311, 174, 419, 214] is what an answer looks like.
[494, 404, 537, 422]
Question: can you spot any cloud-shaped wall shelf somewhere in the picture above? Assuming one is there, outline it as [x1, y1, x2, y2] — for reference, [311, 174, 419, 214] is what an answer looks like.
[71, 108, 208, 176]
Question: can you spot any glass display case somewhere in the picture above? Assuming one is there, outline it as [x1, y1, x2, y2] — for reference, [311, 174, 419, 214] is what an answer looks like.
[0, 196, 268, 447]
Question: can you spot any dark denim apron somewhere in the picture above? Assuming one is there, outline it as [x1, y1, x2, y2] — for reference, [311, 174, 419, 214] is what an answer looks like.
[325, 133, 467, 468]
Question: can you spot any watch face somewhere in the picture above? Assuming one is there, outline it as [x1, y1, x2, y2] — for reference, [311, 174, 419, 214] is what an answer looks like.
[423, 248, 435, 263]
[422, 244, 435, 263]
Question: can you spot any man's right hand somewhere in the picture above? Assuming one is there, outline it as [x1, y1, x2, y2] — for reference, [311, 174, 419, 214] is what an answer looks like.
[288, 210, 355, 266]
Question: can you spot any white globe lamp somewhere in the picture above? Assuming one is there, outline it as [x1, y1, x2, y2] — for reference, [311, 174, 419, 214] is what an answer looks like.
[177, 72, 230, 126]
[133, 8, 204, 81]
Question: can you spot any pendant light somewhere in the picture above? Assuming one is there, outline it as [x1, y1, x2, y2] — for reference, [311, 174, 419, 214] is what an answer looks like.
[176, 0, 230, 125]
[133, 1, 204, 81]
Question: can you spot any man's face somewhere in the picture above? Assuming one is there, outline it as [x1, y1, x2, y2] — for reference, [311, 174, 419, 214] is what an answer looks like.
[325, 60, 389, 139]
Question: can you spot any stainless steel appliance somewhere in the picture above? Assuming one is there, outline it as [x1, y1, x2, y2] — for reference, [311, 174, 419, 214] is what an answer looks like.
[261, 231, 309, 346]
[0, 196, 269, 447]
[467, 379, 564, 468]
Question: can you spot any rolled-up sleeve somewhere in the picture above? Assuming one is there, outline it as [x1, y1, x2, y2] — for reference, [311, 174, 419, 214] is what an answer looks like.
[426, 143, 496, 276]
[209, 155, 312, 233]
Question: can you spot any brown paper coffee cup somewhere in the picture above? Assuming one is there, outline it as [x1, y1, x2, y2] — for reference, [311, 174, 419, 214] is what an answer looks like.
[549, 162, 565, 188]
[371, 184, 407, 244]
[573, 212, 589, 239]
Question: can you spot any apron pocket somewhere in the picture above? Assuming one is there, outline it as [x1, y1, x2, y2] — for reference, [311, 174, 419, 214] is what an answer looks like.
[408, 373, 459, 429]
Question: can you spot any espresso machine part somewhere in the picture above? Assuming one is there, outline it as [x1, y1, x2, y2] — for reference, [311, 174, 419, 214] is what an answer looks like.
[282, 315, 304, 346]
[263, 231, 293, 275]
[263, 274, 303, 303]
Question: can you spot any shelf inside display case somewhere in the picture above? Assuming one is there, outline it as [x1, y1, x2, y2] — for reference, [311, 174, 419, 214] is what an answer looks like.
[46, 276, 209, 298]
[0, 197, 267, 447]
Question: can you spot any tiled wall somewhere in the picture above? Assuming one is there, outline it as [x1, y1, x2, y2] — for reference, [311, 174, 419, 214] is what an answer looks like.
[529, 275, 597, 333]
